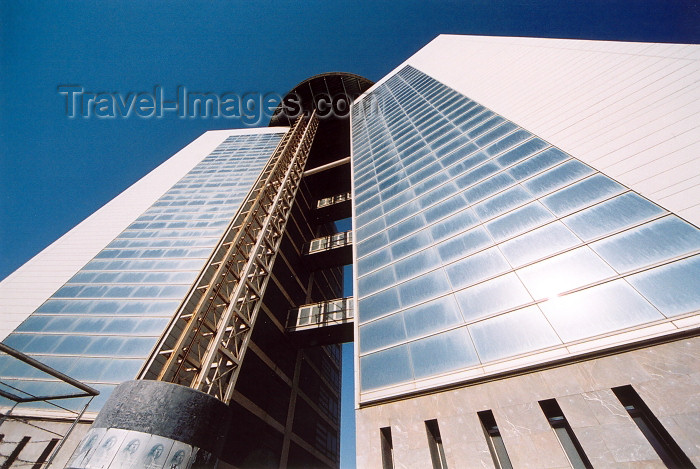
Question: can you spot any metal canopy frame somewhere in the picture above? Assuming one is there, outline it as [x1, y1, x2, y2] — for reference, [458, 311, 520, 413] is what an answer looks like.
[0, 344, 98, 404]
[0, 343, 99, 468]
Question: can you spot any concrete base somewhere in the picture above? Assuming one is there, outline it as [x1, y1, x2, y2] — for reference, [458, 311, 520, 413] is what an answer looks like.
[356, 336, 700, 468]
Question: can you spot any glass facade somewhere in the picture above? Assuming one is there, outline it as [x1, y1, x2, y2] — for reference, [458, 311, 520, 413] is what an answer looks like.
[0, 132, 284, 410]
[351, 66, 700, 396]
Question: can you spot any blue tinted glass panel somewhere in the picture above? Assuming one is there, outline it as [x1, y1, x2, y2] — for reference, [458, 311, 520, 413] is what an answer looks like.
[627, 255, 700, 317]
[358, 288, 402, 323]
[469, 306, 561, 362]
[454, 162, 499, 190]
[517, 246, 616, 299]
[464, 173, 515, 204]
[508, 147, 569, 181]
[84, 337, 126, 356]
[357, 231, 389, 258]
[360, 345, 413, 390]
[437, 226, 493, 263]
[19, 335, 63, 354]
[429, 208, 478, 242]
[541, 174, 624, 216]
[455, 273, 533, 322]
[562, 192, 665, 241]
[54, 335, 95, 354]
[358, 267, 397, 298]
[402, 295, 464, 340]
[484, 130, 531, 157]
[393, 248, 441, 283]
[474, 185, 531, 221]
[496, 138, 549, 168]
[357, 249, 392, 276]
[359, 314, 407, 353]
[500, 222, 580, 267]
[486, 202, 555, 242]
[387, 215, 426, 242]
[69, 357, 109, 381]
[398, 270, 452, 309]
[33, 356, 76, 376]
[540, 280, 663, 342]
[445, 247, 510, 289]
[118, 337, 158, 357]
[447, 152, 489, 178]
[591, 216, 700, 272]
[475, 122, 517, 147]
[14, 316, 54, 333]
[103, 359, 144, 382]
[524, 160, 594, 196]
[424, 194, 468, 223]
[410, 328, 479, 378]
[391, 231, 433, 259]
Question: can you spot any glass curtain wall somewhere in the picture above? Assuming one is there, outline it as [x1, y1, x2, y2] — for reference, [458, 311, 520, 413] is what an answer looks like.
[0, 132, 285, 411]
[352, 66, 700, 397]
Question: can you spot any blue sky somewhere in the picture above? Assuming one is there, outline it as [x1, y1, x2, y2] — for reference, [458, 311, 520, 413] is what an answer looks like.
[1, 1, 698, 467]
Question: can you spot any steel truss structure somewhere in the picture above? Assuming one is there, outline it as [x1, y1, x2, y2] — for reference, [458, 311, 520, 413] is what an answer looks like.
[150, 113, 318, 403]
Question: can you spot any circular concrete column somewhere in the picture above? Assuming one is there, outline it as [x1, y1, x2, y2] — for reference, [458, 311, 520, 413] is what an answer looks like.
[65, 380, 231, 469]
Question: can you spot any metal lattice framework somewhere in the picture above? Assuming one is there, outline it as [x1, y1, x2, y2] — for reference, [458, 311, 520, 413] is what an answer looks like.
[155, 113, 318, 402]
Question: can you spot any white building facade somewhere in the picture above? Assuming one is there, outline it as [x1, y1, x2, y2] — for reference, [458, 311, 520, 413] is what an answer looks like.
[351, 36, 700, 468]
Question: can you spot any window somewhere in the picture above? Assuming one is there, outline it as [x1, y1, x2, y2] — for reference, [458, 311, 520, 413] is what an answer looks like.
[1, 436, 31, 469]
[32, 438, 60, 469]
[296, 306, 312, 326]
[539, 399, 592, 469]
[309, 237, 328, 253]
[612, 385, 693, 467]
[477, 410, 512, 469]
[425, 419, 448, 468]
[380, 426, 395, 469]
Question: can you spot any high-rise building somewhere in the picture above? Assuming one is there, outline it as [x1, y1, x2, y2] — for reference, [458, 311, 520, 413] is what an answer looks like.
[1, 35, 699, 468]
[0, 71, 372, 468]
[351, 36, 700, 468]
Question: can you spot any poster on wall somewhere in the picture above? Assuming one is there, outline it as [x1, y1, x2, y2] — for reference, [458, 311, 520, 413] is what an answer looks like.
[86, 428, 128, 468]
[162, 441, 193, 469]
[66, 427, 106, 468]
[111, 433, 148, 468]
[65, 428, 199, 469]
[140, 434, 175, 469]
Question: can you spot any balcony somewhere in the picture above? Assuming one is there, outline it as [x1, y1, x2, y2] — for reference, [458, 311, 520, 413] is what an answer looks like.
[315, 192, 352, 222]
[286, 297, 354, 346]
[305, 230, 353, 269]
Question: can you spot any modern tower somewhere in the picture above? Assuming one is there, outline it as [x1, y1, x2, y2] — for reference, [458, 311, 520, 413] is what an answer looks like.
[1, 35, 699, 469]
[350, 36, 700, 468]
[0, 72, 372, 469]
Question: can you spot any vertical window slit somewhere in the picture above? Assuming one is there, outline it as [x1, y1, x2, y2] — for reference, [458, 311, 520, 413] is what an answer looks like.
[539, 399, 592, 469]
[612, 385, 693, 468]
[1, 436, 31, 469]
[380, 426, 394, 469]
[425, 419, 448, 469]
[477, 410, 513, 469]
[32, 438, 60, 469]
